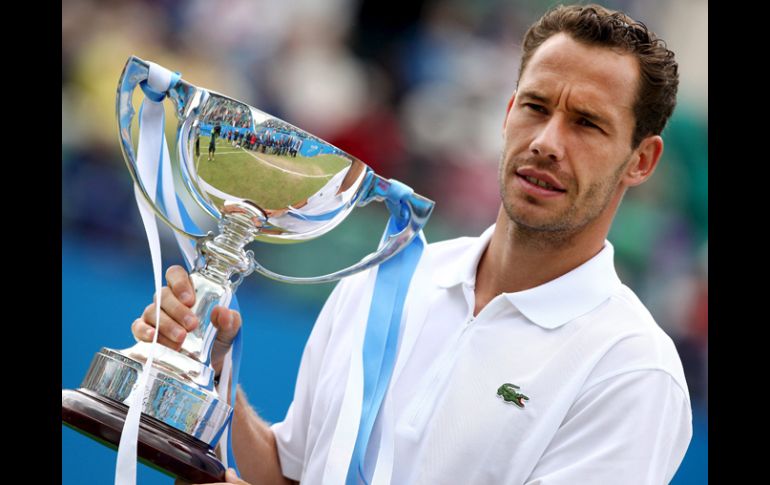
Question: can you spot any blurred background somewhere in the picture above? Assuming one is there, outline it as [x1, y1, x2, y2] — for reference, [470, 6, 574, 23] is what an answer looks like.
[62, 0, 707, 483]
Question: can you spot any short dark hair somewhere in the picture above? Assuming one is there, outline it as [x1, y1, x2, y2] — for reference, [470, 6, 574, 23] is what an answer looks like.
[518, 4, 678, 148]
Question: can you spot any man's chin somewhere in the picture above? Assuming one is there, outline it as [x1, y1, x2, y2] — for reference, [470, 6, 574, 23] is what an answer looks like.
[503, 206, 572, 233]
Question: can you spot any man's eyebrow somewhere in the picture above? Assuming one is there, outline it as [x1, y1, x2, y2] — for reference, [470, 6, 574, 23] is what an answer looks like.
[518, 90, 549, 104]
[518, 90, 613, 127]
[573, 108, 612, 127]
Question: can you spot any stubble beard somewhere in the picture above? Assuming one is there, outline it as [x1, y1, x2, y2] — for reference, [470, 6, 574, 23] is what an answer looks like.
[497, 151, 630, 250]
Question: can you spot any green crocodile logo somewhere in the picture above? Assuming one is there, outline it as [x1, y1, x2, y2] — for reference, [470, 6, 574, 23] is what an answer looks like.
[497, 383, 529, 408]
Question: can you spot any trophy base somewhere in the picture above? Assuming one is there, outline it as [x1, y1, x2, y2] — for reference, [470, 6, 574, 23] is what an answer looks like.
[61, 388, 226, 483]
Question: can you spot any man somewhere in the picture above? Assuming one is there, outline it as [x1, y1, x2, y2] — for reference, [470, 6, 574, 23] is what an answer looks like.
[133, 4, 692, 484]
[208, 123, 221, 161]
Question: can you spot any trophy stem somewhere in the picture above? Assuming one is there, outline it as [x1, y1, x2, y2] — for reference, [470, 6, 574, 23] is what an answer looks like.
[170, 201, 262, 371]
[198, 203, 262, 287]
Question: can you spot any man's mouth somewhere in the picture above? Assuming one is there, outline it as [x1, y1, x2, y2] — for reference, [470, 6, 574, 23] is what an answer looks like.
[517, 174, 567, 193]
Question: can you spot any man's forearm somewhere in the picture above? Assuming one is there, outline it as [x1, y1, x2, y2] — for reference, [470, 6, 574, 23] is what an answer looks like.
[231, 386, 296, 485]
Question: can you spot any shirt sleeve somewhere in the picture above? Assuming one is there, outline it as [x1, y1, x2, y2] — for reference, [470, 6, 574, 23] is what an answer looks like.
[524, 369, 693, 485]
[269, 273, 359, 480]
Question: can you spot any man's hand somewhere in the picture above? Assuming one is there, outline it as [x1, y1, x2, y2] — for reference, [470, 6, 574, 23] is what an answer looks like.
[175, 468, 250, 485]
[131, 265, 242, 373]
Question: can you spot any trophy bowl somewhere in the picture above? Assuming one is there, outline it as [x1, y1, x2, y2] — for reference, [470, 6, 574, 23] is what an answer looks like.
[61, 56, 434, 482]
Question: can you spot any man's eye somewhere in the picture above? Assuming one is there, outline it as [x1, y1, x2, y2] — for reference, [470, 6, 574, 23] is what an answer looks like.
[525, 103, 547, 113]
[578, 118, 599, 129]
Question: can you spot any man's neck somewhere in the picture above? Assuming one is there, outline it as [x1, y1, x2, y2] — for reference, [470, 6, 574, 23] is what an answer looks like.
[473, 208, 607, 316]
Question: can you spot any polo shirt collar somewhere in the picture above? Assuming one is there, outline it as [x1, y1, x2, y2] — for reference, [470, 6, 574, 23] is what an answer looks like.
[433, 224, 623, 329]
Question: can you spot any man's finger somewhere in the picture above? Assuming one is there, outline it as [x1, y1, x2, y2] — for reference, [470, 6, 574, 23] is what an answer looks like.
[146, 288, 198, 332]
[138, 306, 188, 347]
[159, 287, 199, 331]
[131, 318, 155, 341]
[166, 265, 195, 306]
[132, 318, 186, 349]
[155, 311, 188, 345]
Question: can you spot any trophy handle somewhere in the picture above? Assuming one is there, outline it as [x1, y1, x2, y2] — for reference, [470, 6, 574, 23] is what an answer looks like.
[252, 174, 434, 284]
[116, 56, 207, 242]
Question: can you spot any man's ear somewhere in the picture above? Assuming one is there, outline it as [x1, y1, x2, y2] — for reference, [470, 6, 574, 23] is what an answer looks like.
[503, 90, 516, 132]
[624, 135, 663, 187]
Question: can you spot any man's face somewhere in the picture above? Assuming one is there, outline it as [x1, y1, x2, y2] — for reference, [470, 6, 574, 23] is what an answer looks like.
[499, 33, 641, 236]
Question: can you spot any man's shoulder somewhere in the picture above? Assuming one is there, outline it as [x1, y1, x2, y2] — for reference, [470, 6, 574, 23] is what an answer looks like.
[581, 284, 689, 396]
[601, 284, 672, 345]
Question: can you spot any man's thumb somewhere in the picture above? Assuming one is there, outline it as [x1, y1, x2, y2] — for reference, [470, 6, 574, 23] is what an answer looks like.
[213, 307, 240, 344]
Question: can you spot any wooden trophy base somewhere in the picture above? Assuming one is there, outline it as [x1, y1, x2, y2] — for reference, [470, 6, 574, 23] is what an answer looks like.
[62, 388, 226, 483]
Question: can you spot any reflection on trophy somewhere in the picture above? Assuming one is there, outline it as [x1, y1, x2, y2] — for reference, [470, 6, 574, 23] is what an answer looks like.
[61, 56, 434, 483]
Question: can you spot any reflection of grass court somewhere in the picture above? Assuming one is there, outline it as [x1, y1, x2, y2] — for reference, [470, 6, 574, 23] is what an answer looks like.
[196, 137, 350, 209]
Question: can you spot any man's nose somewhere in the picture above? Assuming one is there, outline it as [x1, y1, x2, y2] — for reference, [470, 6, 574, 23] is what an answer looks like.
[529, 116, 565, 161]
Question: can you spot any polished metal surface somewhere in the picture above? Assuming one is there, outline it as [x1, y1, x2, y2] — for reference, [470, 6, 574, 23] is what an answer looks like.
[81, 347, 231, 445]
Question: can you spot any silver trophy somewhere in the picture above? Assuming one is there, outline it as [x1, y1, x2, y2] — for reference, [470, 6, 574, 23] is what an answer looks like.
[61, 56, 434, 482]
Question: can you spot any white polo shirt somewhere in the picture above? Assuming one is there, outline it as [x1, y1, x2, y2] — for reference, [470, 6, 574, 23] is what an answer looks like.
[271, 225, 692, 484]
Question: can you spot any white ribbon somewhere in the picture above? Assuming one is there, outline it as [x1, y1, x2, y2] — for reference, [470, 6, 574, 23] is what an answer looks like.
[320, 268, 375, 485]
[114, 62, 175, 485]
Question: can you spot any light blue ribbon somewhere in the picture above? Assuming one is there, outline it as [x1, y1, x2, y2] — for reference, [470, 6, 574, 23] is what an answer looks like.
[345, 180, 424, 485]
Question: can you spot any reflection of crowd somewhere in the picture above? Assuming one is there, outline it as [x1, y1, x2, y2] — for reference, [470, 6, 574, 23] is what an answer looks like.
[252, 130, 303, 157]
[203, 124, 305, 159]
[261, 118, 328, 150]
[198, 95, 309, 158]
[200, 95, 251, 129]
